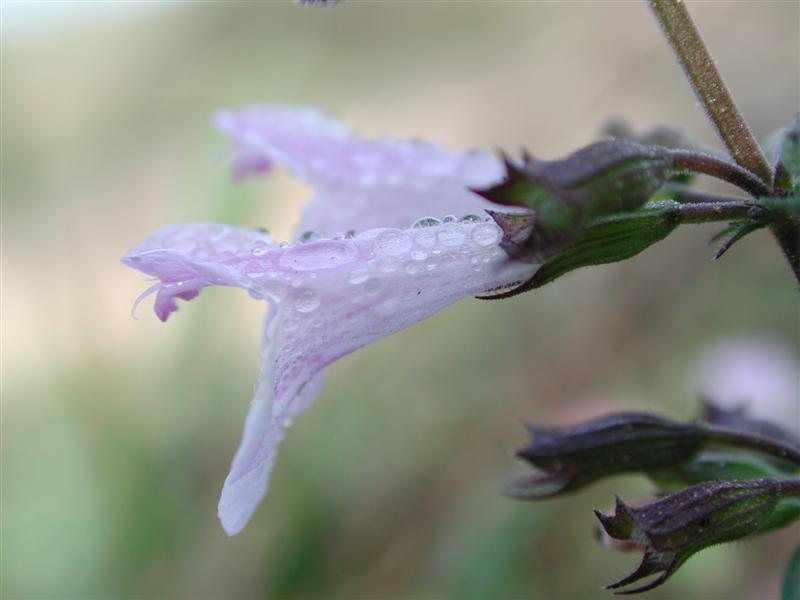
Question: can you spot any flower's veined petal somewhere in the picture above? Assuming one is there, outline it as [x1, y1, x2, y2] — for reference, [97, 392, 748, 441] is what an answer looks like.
[214, 106, 505, 238]
[122, 223, 274, 321]
[124, 219, 537, 534]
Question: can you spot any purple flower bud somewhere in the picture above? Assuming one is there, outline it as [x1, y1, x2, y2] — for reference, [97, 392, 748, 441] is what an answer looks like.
[596, 479, 792, 594]
[506, 413, 707, 499]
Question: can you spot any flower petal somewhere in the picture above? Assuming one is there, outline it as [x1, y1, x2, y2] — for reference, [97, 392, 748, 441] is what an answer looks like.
[125, 218, 537, 534]
[214, 106, 505, 237]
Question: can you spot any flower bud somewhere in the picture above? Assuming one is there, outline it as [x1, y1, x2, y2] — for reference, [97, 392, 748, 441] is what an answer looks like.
[595, 478, 792, 594]
[506, 413, 707, 499]
[774, 113, 800, 193]
[475, 140, 673, 249]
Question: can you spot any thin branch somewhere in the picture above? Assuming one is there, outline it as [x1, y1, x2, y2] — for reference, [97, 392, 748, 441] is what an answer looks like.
[668, 150, 770, 199]
[662, 183, 748, 205]
[709, 426, 800, 468]
[649, 0, 773, 188]
[675, 200, 760, 225]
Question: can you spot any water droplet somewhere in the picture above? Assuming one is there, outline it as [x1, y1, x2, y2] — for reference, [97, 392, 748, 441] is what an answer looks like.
[376, 296, 401, 315]
[348, 269, 371, 285]
[471, 222, 501, 247]
[405, 264, 422, 275]
[251, 241, 270, 257]
[280, 240, 359, 271]
[364, 278, 382, 296]
[410, 249, 428, 261]
[377, 259, 398, 273]
[412, 217, 441, 229]
[294, 289, 321, 313]
[425, 263, 437, 271]
[243, 261, 267, 278]
[345, 229, 356, 239]
[438, 224, 466, 247]
[373, 229, 413, 256]
[460, 214, 483, 223]
[299, 230, 317, 243]
[415, 229, 437, 248]
[262, 281, 288, 302]
[442, 214, 457, 223]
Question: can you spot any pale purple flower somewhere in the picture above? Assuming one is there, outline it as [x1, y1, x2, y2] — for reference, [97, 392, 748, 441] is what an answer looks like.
[123, 107, 537, 535]
[694, 335, 800, 433]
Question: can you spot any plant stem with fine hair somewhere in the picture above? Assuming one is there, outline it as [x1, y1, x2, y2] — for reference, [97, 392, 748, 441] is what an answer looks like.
[649, 0, 773, 187]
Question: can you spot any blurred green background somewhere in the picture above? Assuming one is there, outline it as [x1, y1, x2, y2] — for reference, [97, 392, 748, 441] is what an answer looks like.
[3, 1, 798, 598]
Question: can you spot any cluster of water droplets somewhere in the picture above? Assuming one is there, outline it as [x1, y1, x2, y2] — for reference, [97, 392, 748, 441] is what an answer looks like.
[234, 214, 504, 317]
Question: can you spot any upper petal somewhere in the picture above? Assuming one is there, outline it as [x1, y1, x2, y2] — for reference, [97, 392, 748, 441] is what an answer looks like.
[214, 106, 505, 238]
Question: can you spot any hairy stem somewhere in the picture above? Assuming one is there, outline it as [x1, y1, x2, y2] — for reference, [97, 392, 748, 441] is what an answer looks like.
[669, 150, 771, 197]
[649, 0, 773, 187]
[675, 200, 761, 225]
[709, 426, 800, 469]
[662, 184, 748, 205]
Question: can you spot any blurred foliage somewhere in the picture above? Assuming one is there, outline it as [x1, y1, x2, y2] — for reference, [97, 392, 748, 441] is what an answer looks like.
[2, 2, 798, 599]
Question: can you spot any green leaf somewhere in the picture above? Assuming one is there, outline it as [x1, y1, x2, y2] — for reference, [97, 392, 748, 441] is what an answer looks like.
[783, 545, 800, 600]
[527, 205, 678, 289]
[649, 450, 792, 490]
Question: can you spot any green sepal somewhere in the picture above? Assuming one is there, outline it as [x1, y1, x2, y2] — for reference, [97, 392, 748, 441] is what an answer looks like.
[764, 497, 800, 534]
[597, 479, 787, 594]
[711, 220, 764, 260]
[475, 140, 673, 257]
[526, 204, 678, 291]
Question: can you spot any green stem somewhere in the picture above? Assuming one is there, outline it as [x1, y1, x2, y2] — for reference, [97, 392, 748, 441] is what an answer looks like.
[662, 184, 748, 205]
[675, 200, 761, 225]
[649, 0, 774, 188]
[709, 426, 800, 468]
[669, 150, 771, 198]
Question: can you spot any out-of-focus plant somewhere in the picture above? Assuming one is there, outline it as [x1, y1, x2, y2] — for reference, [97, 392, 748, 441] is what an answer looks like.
[509, 402, 800, 594]
[123, 0, 799, 594]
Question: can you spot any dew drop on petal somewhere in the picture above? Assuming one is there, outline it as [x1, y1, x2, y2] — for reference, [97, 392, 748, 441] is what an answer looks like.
[373, 229, 413, 257]
[348, 268, 371, 285]
[438, 224, 466, 247]
[263, 281, 288, 302]
[460, 214, 483, 223]
[442, 214, 457, 224]
[471, 222, 502, 247]
[279, 240, 359, 271]
[405, 263, 422, 275]
[410, 249, 428, 261]
[294, 289, 321, 313]
[414, 229, 437, 248]
[251, 241, 270, 257]
[412, 217, 442, 229]
[364, 278, 382, 296]
[243, 260, 267, 278]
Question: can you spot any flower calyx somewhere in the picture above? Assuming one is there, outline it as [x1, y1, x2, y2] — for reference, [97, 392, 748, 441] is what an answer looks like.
[596, 478, 794, 594]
